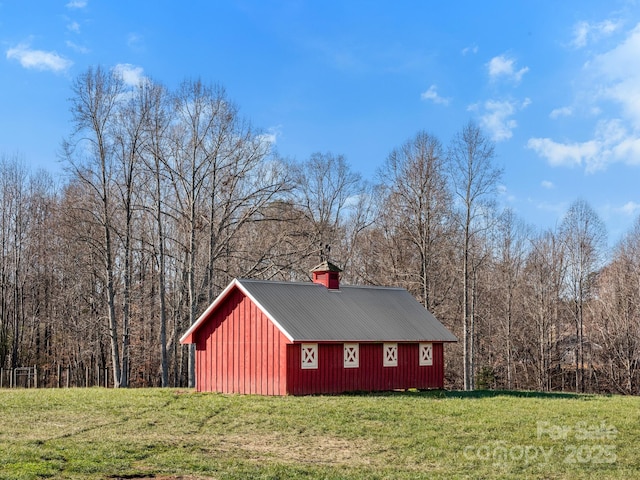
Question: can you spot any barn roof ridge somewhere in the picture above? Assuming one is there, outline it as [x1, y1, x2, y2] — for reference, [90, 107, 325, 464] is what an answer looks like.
[237, 277, 406, 291]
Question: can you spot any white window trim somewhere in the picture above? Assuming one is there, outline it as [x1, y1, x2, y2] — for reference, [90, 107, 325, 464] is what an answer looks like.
[383, 343, 398, 367]
[419, 342, 433, 366]
[301, 343, 318, 369]
[344, 343, 359, 368]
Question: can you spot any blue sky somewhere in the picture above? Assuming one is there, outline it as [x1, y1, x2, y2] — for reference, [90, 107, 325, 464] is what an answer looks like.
[2, 1, 640, 245]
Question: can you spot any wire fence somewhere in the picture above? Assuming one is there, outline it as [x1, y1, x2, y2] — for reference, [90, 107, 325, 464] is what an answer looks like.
[0, 365, 112, 389]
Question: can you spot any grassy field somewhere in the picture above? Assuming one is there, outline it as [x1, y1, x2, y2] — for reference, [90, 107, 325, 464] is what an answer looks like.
[0, 388, 638, 479]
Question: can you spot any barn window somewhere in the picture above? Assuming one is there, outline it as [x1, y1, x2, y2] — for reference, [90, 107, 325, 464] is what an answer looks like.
[344, 343, 359, 368]
[301, 343, 318, 369]
[419, 343, 433, 366]
[383, 343, 398, 367]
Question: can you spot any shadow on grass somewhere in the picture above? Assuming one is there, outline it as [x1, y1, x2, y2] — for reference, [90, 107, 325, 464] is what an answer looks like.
[437, 389, 595, 400]
[343, 389, 596, 400]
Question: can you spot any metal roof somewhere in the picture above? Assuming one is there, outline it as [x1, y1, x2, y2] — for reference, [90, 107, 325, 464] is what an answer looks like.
[191, 278, 456, 343]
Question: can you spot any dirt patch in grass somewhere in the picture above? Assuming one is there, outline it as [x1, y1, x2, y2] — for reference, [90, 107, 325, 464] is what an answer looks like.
[217, 432, 377, 466]
[111, 477, 206, 480]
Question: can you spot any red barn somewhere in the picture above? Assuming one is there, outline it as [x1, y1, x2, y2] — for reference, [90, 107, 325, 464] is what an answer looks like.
[180, 262, 456, 395]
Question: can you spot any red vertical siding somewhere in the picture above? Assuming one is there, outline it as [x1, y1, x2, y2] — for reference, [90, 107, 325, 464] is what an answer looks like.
[286, 342, 445, 395]
[194, 289, 290, 395]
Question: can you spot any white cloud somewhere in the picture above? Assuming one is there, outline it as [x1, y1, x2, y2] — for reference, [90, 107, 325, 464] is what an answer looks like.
[462, 45, 478, 56]
[527, 119, 640, 172]
[258, 132, 277, 145]
[589, 23, 640, 129]
[613, 135, 640, 159]
[420, 85, 450, 106]
[472, 98, 530, 142]
[541, 180, 555, 189]
[258, 126, 281, 146]
[480, 100, 516, 141]
[127, 33, 145, 52]
[66, 41, 89, 54]
[550, 106, 573, 119]
[113, 64, 144, 86]
[66, 0, 87, 8]
[571, 19, 621, 48]
[527, 138, 599, 169]
[527, 138, 598, 167]
[619, 201, 640, 216]
[487, 54, 529, 83]
[67, 21, 80, 33]
[497, 184, 516, 202]
[572, 22, 590, 49]
[6, 43, 72, 73]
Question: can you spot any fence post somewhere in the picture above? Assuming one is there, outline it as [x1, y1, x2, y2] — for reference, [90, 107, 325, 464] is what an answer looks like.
[66, 365, 70, 388]
[85, 366, 89, 387]
[34, 365, 38, 388]
[57, 364, 62, 388]
[0, 368, 3, 388]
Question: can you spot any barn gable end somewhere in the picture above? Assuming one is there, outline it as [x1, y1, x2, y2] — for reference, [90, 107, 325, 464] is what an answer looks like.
[192, 286, 290, 395]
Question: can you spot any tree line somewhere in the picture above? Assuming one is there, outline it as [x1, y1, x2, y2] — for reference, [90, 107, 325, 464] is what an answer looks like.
[1, 66, 638, 393]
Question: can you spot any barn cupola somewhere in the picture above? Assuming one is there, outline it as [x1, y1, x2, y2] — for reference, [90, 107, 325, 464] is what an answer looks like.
[310, 261, 342, 290]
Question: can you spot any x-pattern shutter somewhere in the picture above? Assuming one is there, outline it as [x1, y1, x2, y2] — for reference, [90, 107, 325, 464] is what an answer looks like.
[419, 343, 433, 366]
[383, 343, 398, 367]
[301, 343, 318, 369]
[344, 343, 359, 368]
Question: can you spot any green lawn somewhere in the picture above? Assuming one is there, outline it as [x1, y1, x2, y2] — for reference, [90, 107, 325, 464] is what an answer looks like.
[0, 388, 637, 479]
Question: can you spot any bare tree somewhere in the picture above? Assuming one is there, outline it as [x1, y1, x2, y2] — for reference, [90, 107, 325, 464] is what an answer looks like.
[559, 199, 606, 392]
[163, 79, 222, 387]
[448, 121, 502, 391]
[138, 79, 174, 386]
[294, 152, 363, 268]
[165, 79, 291, 387]
[594, 217, 640, 393]
[491, 209, 530, 389]
[57, 179, 111, 379]
[21, 169, 58, 369]
[231, 199, 310, 281]
[378, 131, 452, 309]
[340, 182, 376, 285]
[0, 155, 30, 369]
[524, 229, 566, 391]
[111, 74, 154, 387]
[63, 66, 126, 387]
[201, 103, 291, 297]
